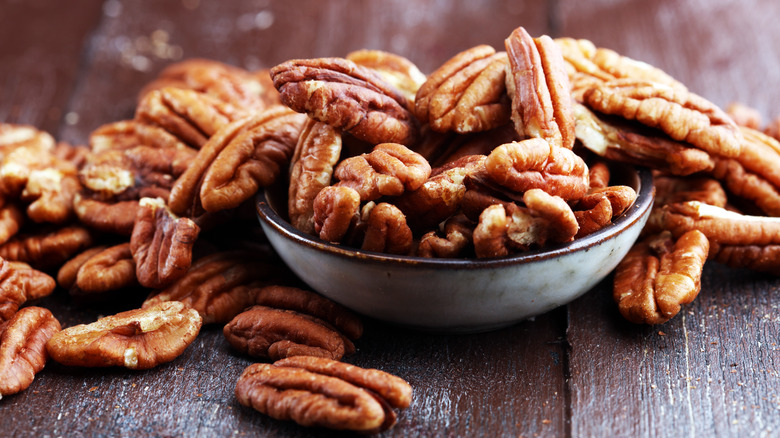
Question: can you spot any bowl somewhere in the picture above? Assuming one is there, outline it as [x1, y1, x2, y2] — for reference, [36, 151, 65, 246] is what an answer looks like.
[255, 164, 654, 333]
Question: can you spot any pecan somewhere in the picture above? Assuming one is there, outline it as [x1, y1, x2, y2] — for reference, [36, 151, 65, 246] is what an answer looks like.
[89, 120, 189, 153]
[709, 242, 780, 274]
[613, 230, 709, 324]
[0, 225, 94, 270]
[649, 201, 780, 246]
[361, 202, 413, 255]
[313, 186, 361, 244]
[130, 198, 200, 289]
[473, 203, 512, 258]
[71, 243, 136, 295]
[168, 108, 306, 216]
[270, 57, 418, 145]
[574, 196, 612, 238]
[334, 142, 431, 201]
[236, 356, 411, 433]
[394, 154, 486, 232]
[288, 119, 342, 234]
[74, 196, 139, 235]
[581, 79, 742, 158]
[0, 138, 62, 198]
[46, 301, 202, 369]
[199, 108, 307, 213]
[0, 204, 24, 245]
[573, 185, 636, 237]
[346, 49, 426, 102]
[521, 188, 579, 244]
[588, 159, 611, 189]
[142, 250, 283, 324]
[505, 27, 575, 149]
[573, 103, 715, 176]
[0, 259, 56, 321]
[136, 87, 246, 149]
[253, 285, 363, 341]
[21, 168, 81, 224]
[57, 246, 107, 290]
[0, 124, 55, 153]
[485, 138, 589, 200]
[139, 58, 275, 112]
[223, 306, 354, 361]
[0, 306, 61, 399]
[414, 45, 510, 133]
[653, 175, 727, 208]
[417, 214, 474, 258]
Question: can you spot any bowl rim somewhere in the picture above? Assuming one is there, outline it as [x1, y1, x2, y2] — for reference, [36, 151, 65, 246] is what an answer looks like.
[255, 165, 654, 270]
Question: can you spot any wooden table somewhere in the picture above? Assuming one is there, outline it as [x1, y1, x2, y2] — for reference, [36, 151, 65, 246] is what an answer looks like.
[1, 1, 778, 436]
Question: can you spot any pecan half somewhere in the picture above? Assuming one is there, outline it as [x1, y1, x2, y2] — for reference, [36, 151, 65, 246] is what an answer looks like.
[72, 243, 137, 295]
[56, 246, 107, 290]
[74, 196, 139, 235]
[361, 202, 413, 255]
[224, 306, 354, 361]
[313, 186, 361, 244]
[581, 79, 742, 158]
[0, 259, 56, 321]
[485, 138, 589, 200]
[46, 301, 202, 369]
[0, 306, 61, 399]
[334, 142, 431, 201]
[89, 120, 189, 153]
[653, 175, 727, 208]
[505, 27, 575, 149]
[236, 356, 411, 433]
[613, 230, 709, 324]
[130, 198, 200, 289]
[0, 225, 94, 270]
[346, 49, 426, 102]
[417, 214, 474, 258]
[0, 204, 24, 245]
[415, 45, 510, 133]
[271, 57, 418, 145]
[288, 119, 342, 234]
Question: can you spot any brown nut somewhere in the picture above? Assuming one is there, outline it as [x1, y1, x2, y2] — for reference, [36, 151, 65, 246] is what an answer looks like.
[0, 306, 61, 399]
[346, 49, 426, 102]
[573, 185, 636, 238]
[613, 230, 709, 325]
[473, 203, 512, 258]
[74, 196, 139, 235]
[0, 204, 24, 245]
[505, 27, 575, 149]
[522, 188, 579, 244]
[581, 79, 742, 158]
[0, 225, 94, 270]
[236, 356, 411, 433]
[89, 120, 189, 153]
[653, 175, 727, 208]
[361, 202, 413, 255]
[313, 186, 361, 244]
[0, 259, 56, 322]
[288, 119, 343, 234]
[46, 301, 202, 369]
[334, 142, 431, 201]
[270, 57, 418, 145]
[708, 242, 780, 274]
[142, 250, 284, 325]
[130, 198, 200, 289]
[417, 214, 474, 258]
[485, 138, 589, 200]
[0, 124, 55, 153]
[73, 243, 137, 295]
[573, 103, 715, 176]
[415, 45, 510, 133]
[57, 245, 107, 290]
[224, 306, 354, 361]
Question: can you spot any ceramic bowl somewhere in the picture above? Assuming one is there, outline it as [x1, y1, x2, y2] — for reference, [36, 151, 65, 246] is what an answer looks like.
[256, 164, 654, 333]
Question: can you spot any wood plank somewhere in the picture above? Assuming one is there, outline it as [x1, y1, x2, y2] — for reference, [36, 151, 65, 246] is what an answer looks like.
[0, 0, 105, 135]
[558, 2, 780, 436]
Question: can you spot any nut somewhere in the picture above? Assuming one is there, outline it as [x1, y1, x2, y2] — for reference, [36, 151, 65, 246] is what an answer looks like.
[346, 49, 426, 102]
[0, 225, 94, 270]
[0, 306, 61, 399]
[46, 301, 202, 369]
[613, 230, 709, 324]
[417, 214, 474, 258]
[72, 243, 137, 296]
[360, 202, 413, 255]
[313, 185, 361, 243]
[235, 356, 411, 433]
[0, 259, 57, 322]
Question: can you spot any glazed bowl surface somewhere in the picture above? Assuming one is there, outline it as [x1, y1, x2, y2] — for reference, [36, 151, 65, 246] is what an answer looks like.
[256, 165, 654, 333]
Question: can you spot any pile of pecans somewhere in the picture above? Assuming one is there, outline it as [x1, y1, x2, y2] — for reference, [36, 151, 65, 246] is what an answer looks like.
[1, 25, 780, 432]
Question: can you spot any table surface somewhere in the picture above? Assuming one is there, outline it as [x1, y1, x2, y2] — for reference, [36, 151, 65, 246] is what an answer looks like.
[1, 1, 779, 437]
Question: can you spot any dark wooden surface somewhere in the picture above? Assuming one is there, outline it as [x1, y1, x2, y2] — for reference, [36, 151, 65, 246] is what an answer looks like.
[1, 1, 778, 436]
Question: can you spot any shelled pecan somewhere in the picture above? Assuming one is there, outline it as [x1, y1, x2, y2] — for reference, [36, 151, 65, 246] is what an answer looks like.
[0, 225, 94, 270]
[0, 306, 61, 399]
[0, 259, 56, 321]
[46, 301, 202, 369]
[312, 185, 361, 243]
[236, 356, 411, 433]
[65, 243, 137, 296]
[347, 49, 426, 102]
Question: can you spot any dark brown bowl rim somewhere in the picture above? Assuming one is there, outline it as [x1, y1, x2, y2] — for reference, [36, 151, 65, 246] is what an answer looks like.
[255, 166, 654, 270]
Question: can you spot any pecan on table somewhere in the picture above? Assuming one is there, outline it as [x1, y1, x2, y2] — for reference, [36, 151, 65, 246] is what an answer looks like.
[414, 45, 510, 134]
[505, 27, 575, 149]
[613, 230, 709, 325]
[270, 57, 419, 146]
[334, 142, 431, 201]
[130, 197, 200, 289]
[573, 103, 715, 176]
[142, 250, 284, 324]
[0, 306, 61, 399]
[312, 186, 361, 244]
[581, 79, 742, 158]
[65, 243, 137, 297]
[46, 301, 202, 369]
[485, 138, 589, 200]
[236, 356, 411, 433]
[0, 225, 94, 270]
[0, 259, 56, 322]
[223, 305, 355, 361]
[288, 119, 342, 235]
[346, 49, 426, 102]
[21, 168, 81, 224]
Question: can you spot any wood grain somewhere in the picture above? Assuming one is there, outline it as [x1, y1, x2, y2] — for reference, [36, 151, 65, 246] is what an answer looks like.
[0, 0, 778, 437]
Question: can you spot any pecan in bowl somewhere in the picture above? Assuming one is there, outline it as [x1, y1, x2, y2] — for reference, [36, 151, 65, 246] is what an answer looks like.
[255, 162, 653, 332]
